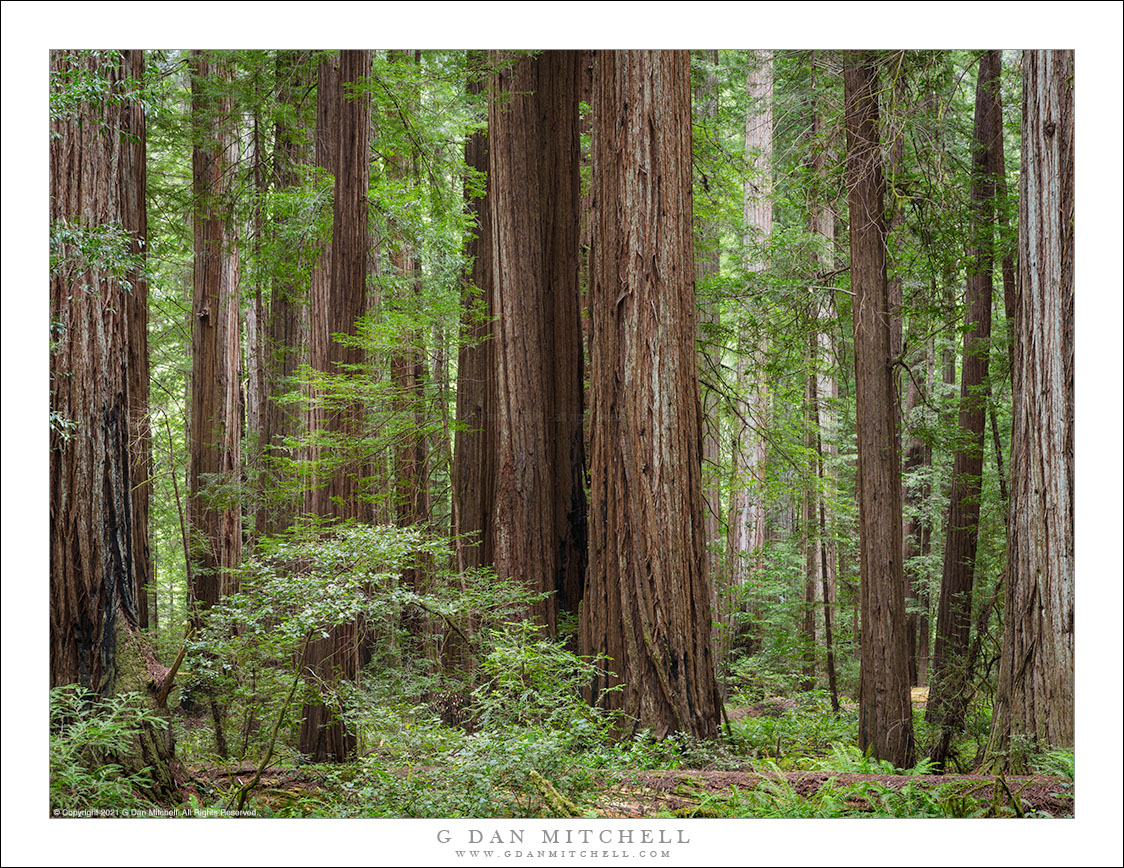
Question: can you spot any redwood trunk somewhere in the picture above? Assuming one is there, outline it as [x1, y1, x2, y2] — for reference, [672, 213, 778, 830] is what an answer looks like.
[50, 50, 145, 692]
[844, 53, 914, 768]
[902, 341, 932, 687]
[190, 51, 242, 612]
[453, 52, 496, 573]
[987, 50, 1074, 762]
[121, 50, 152, 630]
[257, 51, 311, 538]
[488, 50, 587, 630]
[927, 51, 1002, 765]
[300, 50, 371, 762]
[581, 50, 720, 740]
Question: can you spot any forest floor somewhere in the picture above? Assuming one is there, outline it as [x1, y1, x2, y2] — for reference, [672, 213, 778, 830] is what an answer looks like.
[597, 768, 1074, 817]
[187, 762, 1074, 818]
[177, 693, 1074, 818]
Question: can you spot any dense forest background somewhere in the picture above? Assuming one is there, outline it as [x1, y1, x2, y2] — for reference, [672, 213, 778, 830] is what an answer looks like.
[6, 7, 1124, 865]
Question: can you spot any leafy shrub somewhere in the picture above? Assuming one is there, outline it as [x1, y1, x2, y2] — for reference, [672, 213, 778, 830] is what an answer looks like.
[471, 620, 615, 743]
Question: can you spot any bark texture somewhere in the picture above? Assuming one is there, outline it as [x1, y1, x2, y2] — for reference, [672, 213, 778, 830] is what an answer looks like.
[121, 50, 152, 630]
[927, 51, 1002, 765]
[257, 50, 311, 538]
[453, 52, 496, 572]
[50, 49, 145, 692]
[488, 50, 587, 630]
[844, 53, 914, 768]
[190, 51, 242, 612]
[300, 50, 371, 762]
[581, 50, 720, 739]
[987, 50, 1074, 761]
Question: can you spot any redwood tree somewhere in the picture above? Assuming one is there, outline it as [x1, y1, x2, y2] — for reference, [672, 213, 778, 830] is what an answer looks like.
[727, 49, 773, 656]
[189, 51, 242, 613]
[488, 50, 587, 631]
[927, 50, 1003, 767]
[581, 50, 720, 739]
[300, 49, 372, 762]
[257, 50, 312, 538]
[985, 49, 1074, 765]
[453, 52, 496, 573]
[844, 51, 914, 768]
[50, 49, 146, 692]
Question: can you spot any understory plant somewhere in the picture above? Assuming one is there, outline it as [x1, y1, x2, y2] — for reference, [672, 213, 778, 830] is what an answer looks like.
[50, 685, 165, 812]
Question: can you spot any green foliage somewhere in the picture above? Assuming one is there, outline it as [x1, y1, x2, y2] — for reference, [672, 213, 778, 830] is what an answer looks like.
[49, 49, 151, 134]
[49, 686, 164, 812]
[472, 621, 613, 739]
[724, 693, 856, 767]
[1032, 747, 1074, 781]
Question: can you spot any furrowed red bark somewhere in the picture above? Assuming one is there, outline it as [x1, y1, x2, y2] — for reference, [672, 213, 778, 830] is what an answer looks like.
[453, 51, 496, 574]
[300, 50, 371, 763]
[50, 49, 145, 692]
[488, 50, 587, 631]
[844, 52, 914, 768]
[189, 51, 242, 613]
[581, 50, 720, 740]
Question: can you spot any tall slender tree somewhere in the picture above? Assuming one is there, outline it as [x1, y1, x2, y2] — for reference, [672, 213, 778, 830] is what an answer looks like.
[727, 49, 773, 655]
[189, 51, 242, 613]
[453, 52, 496, 574]
[258, 50, 312, 538]
[121, 50, 153, 630]
[387, 50, 432, 586]
[927, 50, 1003, 768]
[804, 50, 838, 706]
[985, 49, 1074, 766]
[581, 50, 720, 739]
[693, 50, 724, 661]
[902, 339, 933, 687]
[300, 49, 372, 763]
[844, 51, 914, 768]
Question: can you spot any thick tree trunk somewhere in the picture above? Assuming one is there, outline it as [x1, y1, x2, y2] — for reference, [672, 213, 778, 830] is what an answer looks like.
[986, 49, 1074, 765]
[581, 50, 720, 740]
[190, 51, 242, 612]
[844, 52, 914, 768]
[50, 49, 144, 692]
[488, 50, 587, 631]
[927, 51, 1002, 767]
[300, 50, 371, 763]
